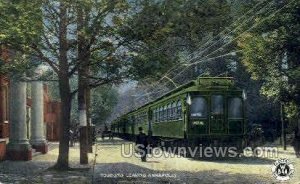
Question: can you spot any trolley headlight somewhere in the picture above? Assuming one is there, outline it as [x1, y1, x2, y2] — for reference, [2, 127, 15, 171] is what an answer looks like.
[242, 90, 247, 100]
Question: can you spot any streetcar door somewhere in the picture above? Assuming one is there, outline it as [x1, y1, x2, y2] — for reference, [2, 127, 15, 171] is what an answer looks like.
[210, 95, 226, 134]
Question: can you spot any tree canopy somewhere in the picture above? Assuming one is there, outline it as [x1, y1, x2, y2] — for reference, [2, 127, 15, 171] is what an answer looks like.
[238, 0, 300, 117]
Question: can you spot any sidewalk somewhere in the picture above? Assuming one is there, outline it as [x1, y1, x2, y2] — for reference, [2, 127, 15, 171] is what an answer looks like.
[0, 142, 92, 184]
[0, 139, 299, 184]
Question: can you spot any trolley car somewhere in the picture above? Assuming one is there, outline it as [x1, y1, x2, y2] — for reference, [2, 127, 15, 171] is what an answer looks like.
[111, 77, 247, 149]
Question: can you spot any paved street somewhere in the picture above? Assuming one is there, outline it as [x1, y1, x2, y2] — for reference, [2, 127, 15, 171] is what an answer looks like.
[0, 139, 299, 184]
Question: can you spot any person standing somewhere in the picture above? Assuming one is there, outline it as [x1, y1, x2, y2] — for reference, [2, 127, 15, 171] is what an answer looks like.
[69, 129, 74, 147]
[136, 127, 148, 162]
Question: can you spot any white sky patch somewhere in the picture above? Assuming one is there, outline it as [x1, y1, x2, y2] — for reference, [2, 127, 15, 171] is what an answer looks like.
[35, 64, 51, 76]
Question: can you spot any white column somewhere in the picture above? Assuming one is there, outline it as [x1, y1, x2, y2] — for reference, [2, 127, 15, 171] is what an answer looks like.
[30, 81, 47, 153]
[7, 79, 32, 160]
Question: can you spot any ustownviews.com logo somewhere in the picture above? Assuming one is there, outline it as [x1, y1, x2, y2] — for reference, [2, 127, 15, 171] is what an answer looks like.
[272, 158, 295, 181]
[120, 144, 278, 158]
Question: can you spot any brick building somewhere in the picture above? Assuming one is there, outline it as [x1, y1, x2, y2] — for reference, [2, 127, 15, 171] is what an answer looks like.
[44, 99, 61, 141]
[0, 48, 61, 141]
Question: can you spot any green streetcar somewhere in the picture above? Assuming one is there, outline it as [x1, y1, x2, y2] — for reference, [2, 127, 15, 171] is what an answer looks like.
[111, 77, 247, 149]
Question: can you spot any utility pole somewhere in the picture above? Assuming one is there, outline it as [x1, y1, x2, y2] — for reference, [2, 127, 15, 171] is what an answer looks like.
[281, 103, 287, 150]
[86, 83, 93, 153]
[78, 71, 88, 164]
[77, 6, 89, 164]
[280, 51, 288, 151]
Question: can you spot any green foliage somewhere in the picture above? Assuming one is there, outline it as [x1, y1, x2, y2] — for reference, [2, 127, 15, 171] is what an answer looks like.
[90, 85, 118, 125]
[121, 0, 232, 80]
[0, 0, 130, 80]
[0, 1, 42, 77]
[238, 0, 300, 117]
[0, 0, 42, 51]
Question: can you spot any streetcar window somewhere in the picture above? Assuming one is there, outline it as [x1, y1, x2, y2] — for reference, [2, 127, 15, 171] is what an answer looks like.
[177, 100, 182, 119]
[152, 110, 154, 122]
[211, 95, 224, 114]
[167, 104, 172, 120]
[228, 98, 242, 118]
[163, 105, 167, 121]
[159, 107, 163, 122]
[165, 105, 168, 121]
[190, 97, 207, 118]
[172, 102, 176, 119]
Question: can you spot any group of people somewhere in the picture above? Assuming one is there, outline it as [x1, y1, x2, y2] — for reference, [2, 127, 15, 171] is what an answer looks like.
[98, 124, 114, 140]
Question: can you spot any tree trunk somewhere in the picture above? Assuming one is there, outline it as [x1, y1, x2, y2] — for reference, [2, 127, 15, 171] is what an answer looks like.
[53, 1, 72, 170]
[54, 75, 72, 169]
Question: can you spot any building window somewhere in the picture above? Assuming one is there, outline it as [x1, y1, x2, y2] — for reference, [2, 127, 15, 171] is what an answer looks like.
[2, 86, 8, 121]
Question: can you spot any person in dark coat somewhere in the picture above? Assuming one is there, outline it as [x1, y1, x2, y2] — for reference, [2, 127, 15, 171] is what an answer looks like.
[293, 126, 300, 158]
[69, 130, 74, 147]
[135, 127, 148, 162]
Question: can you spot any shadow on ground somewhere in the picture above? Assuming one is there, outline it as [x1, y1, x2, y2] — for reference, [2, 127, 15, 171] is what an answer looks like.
[91, 162, 271, 184]
[188, 155, 275, 165]
[0, 160, 90, 184]
[0, 160, 272, 184]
